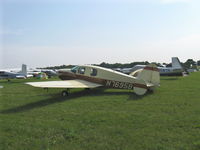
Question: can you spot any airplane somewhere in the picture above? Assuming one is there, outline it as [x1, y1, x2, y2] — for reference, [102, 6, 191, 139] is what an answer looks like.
[0, 71, 26, 80]
[26, 64, 160, 96]
[197, 61, 200, 71]
[121, 65, 145, 74]
[159, 57, 184, 76]
[122, 57, 184, 76]
[41, 69, 58, 78]
[0, 64, 33, 80]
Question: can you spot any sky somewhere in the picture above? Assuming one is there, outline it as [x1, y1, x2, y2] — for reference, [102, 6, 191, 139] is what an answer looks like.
[0, 0, 200, 68]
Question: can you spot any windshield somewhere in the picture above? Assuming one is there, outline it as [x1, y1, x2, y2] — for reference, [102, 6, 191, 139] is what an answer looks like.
[71, 66, 79, 73]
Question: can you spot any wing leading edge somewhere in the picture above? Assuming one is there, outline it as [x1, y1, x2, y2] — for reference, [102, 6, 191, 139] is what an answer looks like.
[26, 79, 103, 88]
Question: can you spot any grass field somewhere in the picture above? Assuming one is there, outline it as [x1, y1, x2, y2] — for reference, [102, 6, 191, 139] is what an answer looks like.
[1, 72, 200, 150]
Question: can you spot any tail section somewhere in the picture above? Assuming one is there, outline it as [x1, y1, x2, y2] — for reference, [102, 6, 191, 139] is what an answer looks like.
[137, 64, 160, 86]
[172, 57, 182, 69]
[130, 64, 160, 95]
[21, 64, 27, 76]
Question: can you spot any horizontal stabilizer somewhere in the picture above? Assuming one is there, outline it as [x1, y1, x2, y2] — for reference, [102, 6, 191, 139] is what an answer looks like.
[146, 82, 154, 87]
[26, 79, 102, 88]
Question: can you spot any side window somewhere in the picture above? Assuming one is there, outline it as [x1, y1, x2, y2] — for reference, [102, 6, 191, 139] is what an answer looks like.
[90, 68, 97, 76]
[78, 67, 85, 74]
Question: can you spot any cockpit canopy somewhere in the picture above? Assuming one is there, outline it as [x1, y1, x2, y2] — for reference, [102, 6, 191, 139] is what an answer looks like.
[71, 66, 97, 76]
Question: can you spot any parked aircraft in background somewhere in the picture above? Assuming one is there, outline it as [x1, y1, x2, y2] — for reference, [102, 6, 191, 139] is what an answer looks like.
[0, 64, 58, 80]
[121, 65, 145, 74]
[159, 57, 184, 76]
[0, 64, 33, 80]
[27, 69, 42, 77]
[197, 61, 200, 71]
[0, 71, 26, 79]
[41, 69, 57, 78]
[26, 64, 160, 96]
[121, 57, 184, 76]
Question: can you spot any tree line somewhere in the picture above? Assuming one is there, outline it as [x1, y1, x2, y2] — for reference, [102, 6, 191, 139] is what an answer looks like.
[40, 59, 200, 70]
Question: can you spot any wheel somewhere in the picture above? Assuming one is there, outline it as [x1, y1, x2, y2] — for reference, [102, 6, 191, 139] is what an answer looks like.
[134, 87, 147, 96]
[61, 90, 69, 97]
[148, 87, 155, 92]
[133, 79, 147, 96]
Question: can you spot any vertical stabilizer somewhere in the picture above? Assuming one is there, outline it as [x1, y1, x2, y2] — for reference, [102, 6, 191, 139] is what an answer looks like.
[21, 64, 27, 76]
[137, 64, 160, 86]
[172, 57, 182, 69]
[131, 64, 160, 95]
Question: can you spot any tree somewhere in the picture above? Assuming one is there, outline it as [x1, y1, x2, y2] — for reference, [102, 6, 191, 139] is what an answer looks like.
[184, 59, 196, 69]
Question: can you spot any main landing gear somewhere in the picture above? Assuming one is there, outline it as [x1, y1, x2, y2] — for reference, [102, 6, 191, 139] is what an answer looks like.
[61, 89, 70, 97]
[43, 88, 70, 97]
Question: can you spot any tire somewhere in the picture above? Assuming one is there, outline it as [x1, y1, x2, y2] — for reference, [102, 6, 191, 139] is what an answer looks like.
[61, 91, 69, 97]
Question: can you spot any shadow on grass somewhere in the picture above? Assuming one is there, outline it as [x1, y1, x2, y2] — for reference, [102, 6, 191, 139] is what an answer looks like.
[161, 77, 179, 81]
[0, 88, 152, 114]
[128, 91, 153, 100]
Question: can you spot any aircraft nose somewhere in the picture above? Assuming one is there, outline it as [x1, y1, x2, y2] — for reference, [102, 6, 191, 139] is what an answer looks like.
[58, 68, 76, 80]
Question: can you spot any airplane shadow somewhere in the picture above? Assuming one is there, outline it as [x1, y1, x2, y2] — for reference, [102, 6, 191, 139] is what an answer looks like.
[0, 88, 152, 114]
[161, 77, 179, 80]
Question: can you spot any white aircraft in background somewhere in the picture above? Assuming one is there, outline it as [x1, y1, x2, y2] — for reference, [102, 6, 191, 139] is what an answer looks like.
[159, 57, 184, 76]
[122, 57, 184, 76]
[41, 69, 58, 78]
[26, 64, 160, 96]
[0, 64, 33, 80]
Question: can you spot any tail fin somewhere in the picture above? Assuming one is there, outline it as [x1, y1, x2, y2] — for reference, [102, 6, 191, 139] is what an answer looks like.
[137, 64, 160, 87]
[21, 64, 27, 76]
[172, 57, 182, 69]
[130, 64, 160, 95]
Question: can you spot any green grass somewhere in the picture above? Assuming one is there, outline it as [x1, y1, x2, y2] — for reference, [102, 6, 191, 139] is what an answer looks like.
[0, 73, 200, 150]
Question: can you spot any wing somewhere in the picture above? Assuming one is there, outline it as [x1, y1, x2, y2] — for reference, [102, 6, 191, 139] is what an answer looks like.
[26, 79, 103, 88]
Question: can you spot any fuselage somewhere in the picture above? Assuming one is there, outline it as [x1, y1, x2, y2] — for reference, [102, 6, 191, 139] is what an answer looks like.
[158, 67, 184, 76]
[122, 65, 184, 76]
[58, 65, 148, 90]
[0, 71, 26, 79]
